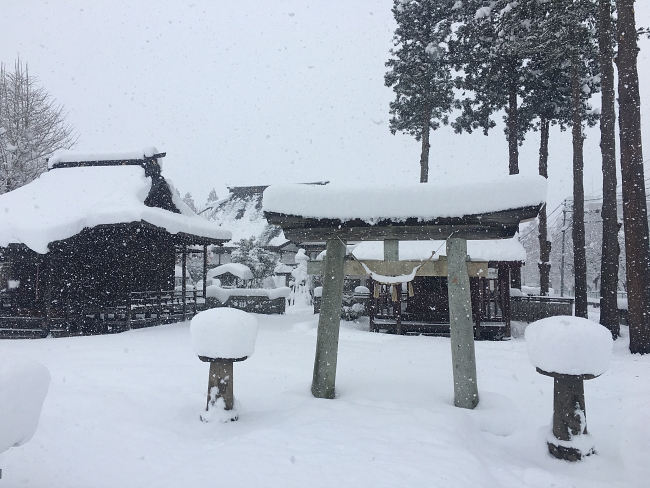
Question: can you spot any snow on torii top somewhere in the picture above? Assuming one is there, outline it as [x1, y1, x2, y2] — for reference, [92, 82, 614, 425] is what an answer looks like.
[263, 175, 547, 222]
[0, 150, 232, 254]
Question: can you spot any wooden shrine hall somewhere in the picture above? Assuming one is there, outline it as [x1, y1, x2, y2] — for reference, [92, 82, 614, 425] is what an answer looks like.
[0, 149, 232, 338]
[310, 238, 525, 340]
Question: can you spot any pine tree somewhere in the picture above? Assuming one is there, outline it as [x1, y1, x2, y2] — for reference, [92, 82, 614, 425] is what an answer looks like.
[499, 0, 574, 295]
[616, 0, 650, 353]
[182, 192, 197, 213]
[385, 0, 455, 182]
[598, 0, 620, 337]
[499, 0, 599, 297]
[450, 0, 528, 176]
[206, 188, 219, 203]
[450, 0, 535, 290]
[512, 0, 600, 317]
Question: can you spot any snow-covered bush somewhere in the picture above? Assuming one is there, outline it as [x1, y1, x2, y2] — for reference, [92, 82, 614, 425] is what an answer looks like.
[231, 237, 278, 287]
[288, 249, 311, 308]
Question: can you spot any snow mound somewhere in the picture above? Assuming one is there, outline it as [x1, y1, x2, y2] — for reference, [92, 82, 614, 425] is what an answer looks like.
[191, 308, 258, 360]
[207, 263, 254, 281]
[525, 316, 613, 376]
[0, 355, 51, 453]
[263, 175, 546, 222]
[620, 405, 650, 483]
[468, 391, 522, 437]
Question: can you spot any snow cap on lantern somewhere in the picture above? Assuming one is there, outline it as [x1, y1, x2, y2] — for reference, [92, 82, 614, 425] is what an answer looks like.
[525, 316, 613, 376]
[190, 308, 258, 360]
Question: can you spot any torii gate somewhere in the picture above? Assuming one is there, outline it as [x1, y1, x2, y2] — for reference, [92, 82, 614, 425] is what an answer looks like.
[263, 176, 546, 409]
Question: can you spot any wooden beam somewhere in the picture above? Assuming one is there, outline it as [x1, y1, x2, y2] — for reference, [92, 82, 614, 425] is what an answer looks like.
[264, 205, 541, 242]
[182, 246, 187, 321]
[279, 224, 519, 242]
[203, 245, 208, 300]
[307, 259, 489, 278]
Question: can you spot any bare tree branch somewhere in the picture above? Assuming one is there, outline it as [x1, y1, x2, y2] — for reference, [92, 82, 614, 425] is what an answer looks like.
[0, 59, 77, 194]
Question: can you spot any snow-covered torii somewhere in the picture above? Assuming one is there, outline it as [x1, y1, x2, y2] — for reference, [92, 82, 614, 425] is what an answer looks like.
[263, 175, 546, 409]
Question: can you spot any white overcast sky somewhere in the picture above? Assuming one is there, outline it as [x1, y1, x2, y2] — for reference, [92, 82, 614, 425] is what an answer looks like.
[1, 0, 649, 213]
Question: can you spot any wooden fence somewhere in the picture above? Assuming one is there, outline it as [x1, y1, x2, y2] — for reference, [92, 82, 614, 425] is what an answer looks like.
[0, 289, 203, 339]
[510, 295, 574, 323]
[206, 295, 286, 315]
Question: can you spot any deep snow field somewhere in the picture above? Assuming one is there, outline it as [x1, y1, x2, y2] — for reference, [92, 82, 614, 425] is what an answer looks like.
[1, 310, 649, 488]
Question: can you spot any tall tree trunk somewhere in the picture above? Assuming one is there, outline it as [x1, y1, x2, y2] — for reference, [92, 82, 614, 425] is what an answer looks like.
[571, 60, 588, 319]
[538, 117, 551, 296]
[507, 81, 522, 289]
[616, 0, 650, 353]
[507, 82, 519, 176]
[599, 0, 620, 338]
[420, 106, 431, 183]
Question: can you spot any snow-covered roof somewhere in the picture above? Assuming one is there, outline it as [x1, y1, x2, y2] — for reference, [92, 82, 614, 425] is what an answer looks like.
[267, 234, 290, 248]
[263, 175, 546, 222]
[208, 189, 273, 244]
[206, 263, 254, 280]
[350, 237, 526, 263]
[0, 165, 232, 254]
[48, 147, 164, 169]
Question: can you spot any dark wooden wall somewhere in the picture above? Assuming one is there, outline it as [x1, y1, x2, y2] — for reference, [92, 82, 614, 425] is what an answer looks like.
[3, 223, 176, 314]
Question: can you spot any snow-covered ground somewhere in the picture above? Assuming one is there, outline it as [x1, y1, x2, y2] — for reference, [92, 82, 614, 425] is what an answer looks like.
[1, 312, 648, 487]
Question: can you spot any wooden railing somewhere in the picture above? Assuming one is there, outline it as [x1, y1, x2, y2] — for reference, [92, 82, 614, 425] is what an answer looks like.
[510, 295, 574, 323]
[206, 294, 286, 315]
[0, 289, 205, 338]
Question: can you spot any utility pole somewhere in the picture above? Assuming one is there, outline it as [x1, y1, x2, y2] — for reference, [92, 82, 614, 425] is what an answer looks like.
[560, 200, 567, 297]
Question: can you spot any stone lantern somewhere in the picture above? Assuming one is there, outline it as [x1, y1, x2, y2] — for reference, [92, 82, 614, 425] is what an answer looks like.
[526, 316, 613, 461]
[190, 308, 258, 422]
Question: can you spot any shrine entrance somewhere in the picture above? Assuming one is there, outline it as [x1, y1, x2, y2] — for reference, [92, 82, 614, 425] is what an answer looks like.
[263, 177, 545, 409]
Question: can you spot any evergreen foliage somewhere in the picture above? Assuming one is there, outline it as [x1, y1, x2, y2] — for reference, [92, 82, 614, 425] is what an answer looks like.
[182, 192, 197, 213]
[449, 0, 528, 175]
[230, 237, 278, 287]
[384, 0, 455, 182]
[206, 188, 219, 203]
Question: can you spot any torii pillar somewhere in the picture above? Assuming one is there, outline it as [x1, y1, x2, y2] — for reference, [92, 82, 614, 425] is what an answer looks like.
[447, 237, 479, 409]
[311, 239, 346, 399]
